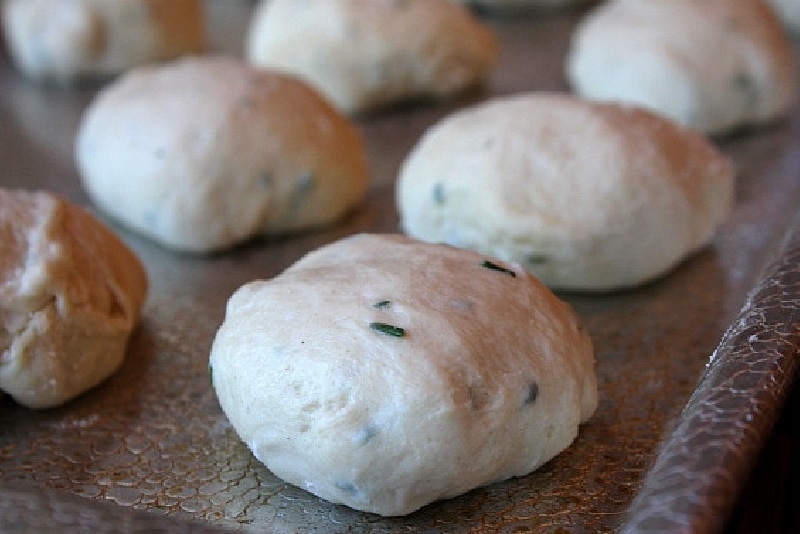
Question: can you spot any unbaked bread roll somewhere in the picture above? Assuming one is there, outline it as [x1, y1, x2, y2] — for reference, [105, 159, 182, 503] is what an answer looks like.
[768, 0, 800, 33]
[1, 0, 206, 85]
[210, 233, 597, 516]
[76, 56, 369, 253]
[246, 0, 498, 114]
[396, 93, 734, 292]
[566, 0, 797, 135]
[0, 189, 147, 409]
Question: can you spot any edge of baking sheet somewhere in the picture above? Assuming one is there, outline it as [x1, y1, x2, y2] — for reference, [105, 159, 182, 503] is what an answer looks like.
[620, 208, 800, 533]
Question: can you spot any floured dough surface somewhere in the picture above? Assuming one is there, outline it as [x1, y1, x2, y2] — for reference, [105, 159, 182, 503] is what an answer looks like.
[396, 93, 734, 292]
[566, 0, 797, 134]
[1, 0, 206, 84]
[209, 233, 597, 516]
[76, 56, 369, 253]
[246, 0, 498, 114]
[0, 189, 147, 409]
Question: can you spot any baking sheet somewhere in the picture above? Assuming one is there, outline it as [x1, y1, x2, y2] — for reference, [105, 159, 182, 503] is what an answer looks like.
[2, 2, 800, 532]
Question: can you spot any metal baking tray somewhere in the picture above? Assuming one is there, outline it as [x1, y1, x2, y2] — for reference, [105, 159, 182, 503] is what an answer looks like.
[2, 2, 799, 532]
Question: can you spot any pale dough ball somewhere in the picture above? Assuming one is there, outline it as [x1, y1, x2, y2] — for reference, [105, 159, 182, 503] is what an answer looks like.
[768, 0, 800, 33]
[210, 233, 597, 516]
[1, 0, 206, 84]
[0, 189, 147, 409]
[246, 0, 498, 114]
[396, 93, 734, 292]
[75, 56, 369, 253]
[566, 0, 797, 135]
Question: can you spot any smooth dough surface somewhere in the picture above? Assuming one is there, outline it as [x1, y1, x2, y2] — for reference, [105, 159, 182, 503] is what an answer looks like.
[0, 189, 147, 409]
[210, 233, 597, 516]
[246, 0, 498, 114]
[566, 0, 797, 134]
[396, 93, 734, 292]
[1, 0, 205, 84]
[76, 56, 369, 253]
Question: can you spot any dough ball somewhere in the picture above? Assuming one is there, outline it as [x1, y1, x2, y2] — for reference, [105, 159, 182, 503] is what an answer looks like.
[396, 93, 734, 292]
[209, 233, 597, 516]
[566, 0, 797, 135]
[1, 0, 206, 84]
[245, 0, 498, 114]
[0, 189, 147, 409]
[768, 0, 800, 33]
[75, 56, 369, 253]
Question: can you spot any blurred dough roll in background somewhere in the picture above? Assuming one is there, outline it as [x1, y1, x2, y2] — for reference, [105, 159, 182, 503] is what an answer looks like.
[1, 0, 206, 84]
[246, 0, 498, 114]
[396, 93, 734, 292]
[566, 0, 797, 135]
[75, 56, 369, 254]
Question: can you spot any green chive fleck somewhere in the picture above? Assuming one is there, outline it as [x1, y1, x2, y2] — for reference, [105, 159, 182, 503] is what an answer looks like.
[481, 260, 516, 277]
[208, 364, 213, 386]
[432, 183, 446, 206]
[526, 254, 548, 266]
[373, 300, 391, 309]
[369, 322, 406, 337]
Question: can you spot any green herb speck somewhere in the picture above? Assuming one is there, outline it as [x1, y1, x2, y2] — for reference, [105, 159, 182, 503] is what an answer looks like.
[288, 172, 315, 213]
[732, 73, 759, 107]
[524, 382, 539, 405]
[369, 322, 406, 338]
[526, 254, 548, 266]
[432, 183, 446, 206]
[481, 260, 516, 277]
[373, 300, 391, 309]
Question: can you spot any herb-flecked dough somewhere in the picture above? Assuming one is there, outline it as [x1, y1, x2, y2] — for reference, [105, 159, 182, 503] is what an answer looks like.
[396, 92, 734, 291]
[209, 233, 597, 516]
[75, 56, 369, 253]
[1, 0, 206, 84]
[566, 0, 797, 134]
[246, 0, 498, 114]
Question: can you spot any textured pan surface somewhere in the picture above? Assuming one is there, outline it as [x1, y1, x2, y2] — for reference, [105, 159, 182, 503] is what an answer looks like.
[1, 2, 799, 533]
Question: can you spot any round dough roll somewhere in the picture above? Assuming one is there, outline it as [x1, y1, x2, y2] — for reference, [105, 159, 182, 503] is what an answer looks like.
[0, 189, 147, 409]
[566, 0, 797, 135]
[1, 0, 206, 84]
[75, 56, 369, 253]
[246, 0, 498, 114]
[396, 93, 734, 292]
[210, 233, 597, 516]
